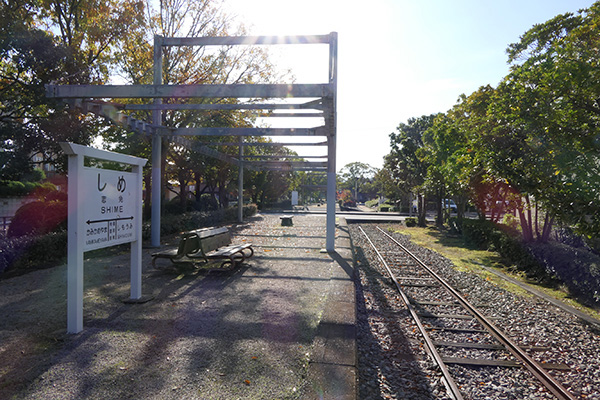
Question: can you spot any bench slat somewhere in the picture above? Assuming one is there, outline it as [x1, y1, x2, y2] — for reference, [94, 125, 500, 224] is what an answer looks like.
[191, 226, 229, 239]
[200, 233, 231, 254]
[207, 244, 252, 258]
[152, 226, 253, 268]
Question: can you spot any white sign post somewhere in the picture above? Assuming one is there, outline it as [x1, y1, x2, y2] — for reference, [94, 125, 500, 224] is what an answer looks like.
[61, 143, 147, 334]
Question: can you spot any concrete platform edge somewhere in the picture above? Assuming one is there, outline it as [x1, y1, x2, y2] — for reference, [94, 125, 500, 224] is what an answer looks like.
[303, 217, 357, 400]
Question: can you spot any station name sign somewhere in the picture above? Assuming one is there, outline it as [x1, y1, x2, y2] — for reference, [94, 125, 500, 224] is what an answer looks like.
[83, 168, 138, 251]
[61, 142, 147, 334]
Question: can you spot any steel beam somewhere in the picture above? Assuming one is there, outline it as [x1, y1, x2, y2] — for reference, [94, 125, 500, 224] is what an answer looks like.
[262, 113, 323, 118]
[46, 83, 332, 99]
[162, 127, 328, 137]
[122, 100, 324, 111]
[214, 141, 328, 147]
[249, 161, 327, 168]
[257, 166, 327, 172]
[161, 34, 331, 46]
[241, 155, 327, 159]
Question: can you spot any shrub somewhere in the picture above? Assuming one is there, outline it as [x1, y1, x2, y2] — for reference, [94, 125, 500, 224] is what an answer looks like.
[22, 168, 46, 183]
[527, 242, 600, 306]
[263, 199, 291, 210]
[0, 230, 67, 274]
[448, 217, 461, 234]
[365, 199, 379, 208]
[164, 198, 193, 215]
[243, 203, 258, 217]
[0, 179, 54, 197]
[193, 194, 219, 212]
[1, 205, 259, 276]
[0, 181, 26, 196]
[501, 212, 519, 231]
[405, 217, 417, 227]
[8, 197, 67, 237]
[141, 204, 258, 240]
[0, 235, 34, 274]
[461, 219, 549, 281]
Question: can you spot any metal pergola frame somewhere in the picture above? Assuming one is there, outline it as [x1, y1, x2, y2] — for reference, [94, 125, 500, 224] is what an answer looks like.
[46, 33, 338, 250]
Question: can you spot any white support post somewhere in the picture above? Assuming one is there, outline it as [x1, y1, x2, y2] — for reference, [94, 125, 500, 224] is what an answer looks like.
[151, 35, 163, 247]
[326, 146, 336, 251]
[67, 152, 85, 334]
[238, 137, 244, 223]
[150, 135, 161, 247]
[130, 164, 143, 300]
[325, 32, 338, 252]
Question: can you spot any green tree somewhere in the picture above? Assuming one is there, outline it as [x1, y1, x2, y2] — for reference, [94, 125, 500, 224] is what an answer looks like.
[297, 171, 327, 204]
[421, 114, 460, 226]
[374, 155, 404, 204]
[242, 140, 296, 209]
[0, 0, 143, 179]
[388, 115, 437, 226]
[338, 161, 376, 202]
[487, 2, 600, 240]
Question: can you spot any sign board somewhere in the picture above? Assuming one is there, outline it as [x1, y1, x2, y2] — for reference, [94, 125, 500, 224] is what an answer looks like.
[61, 143, 147, 334]
[291, 190, 299, 206]
[83, 168, 138, 251]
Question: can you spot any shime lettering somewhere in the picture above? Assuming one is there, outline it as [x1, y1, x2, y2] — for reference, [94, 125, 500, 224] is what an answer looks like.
[100, 205, 124, 214]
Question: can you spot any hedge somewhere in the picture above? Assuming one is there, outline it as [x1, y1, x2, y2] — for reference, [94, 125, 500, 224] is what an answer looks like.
[461, 219, 551, 282]
[527, 242, 600, 306]
[0, 230, 68, 274]
[0, 180, 52, 197]
[1, 204, 258, 276]
[405, 217, 417, 227]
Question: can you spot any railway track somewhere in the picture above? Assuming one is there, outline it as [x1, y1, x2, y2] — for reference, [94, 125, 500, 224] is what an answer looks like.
[357, 224, 576, 400]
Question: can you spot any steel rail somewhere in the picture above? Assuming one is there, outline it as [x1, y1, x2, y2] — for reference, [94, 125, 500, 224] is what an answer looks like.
[375, 226, 576, 400]
[358, 226, 465, 400]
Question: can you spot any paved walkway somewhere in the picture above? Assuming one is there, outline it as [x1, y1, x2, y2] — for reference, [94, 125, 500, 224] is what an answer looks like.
[0, 213, 356, 400]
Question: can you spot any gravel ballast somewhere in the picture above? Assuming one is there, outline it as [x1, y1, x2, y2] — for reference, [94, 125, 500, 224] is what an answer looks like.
[351, 223, 600, 400]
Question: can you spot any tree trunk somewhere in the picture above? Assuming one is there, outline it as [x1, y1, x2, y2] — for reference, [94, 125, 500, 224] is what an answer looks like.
[436, 189, 444, 227]
[534, 199, 540, 240]
[178, 176, 187, 210]
[518, 196, 534, 242]
[457, 196, 466, 223]
[526, 197, 533, 240]
[194, 172, 202, 203]
[218, 183, 229, 208]
[541, 213, 554, 243]
[417, 194, 427, 227]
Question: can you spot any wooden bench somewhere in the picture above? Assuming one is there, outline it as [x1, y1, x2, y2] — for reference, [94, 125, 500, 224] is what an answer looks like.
[151, 226, 253, 270]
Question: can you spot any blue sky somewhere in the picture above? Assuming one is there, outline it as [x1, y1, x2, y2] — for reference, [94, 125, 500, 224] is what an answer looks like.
[225, 0, 595, 170]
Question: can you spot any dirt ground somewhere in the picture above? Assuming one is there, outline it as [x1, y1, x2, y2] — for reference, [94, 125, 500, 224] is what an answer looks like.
[0, 214, 354, 400]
